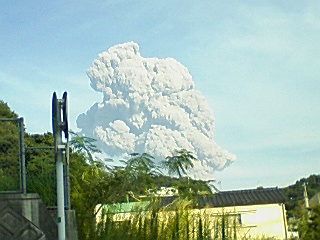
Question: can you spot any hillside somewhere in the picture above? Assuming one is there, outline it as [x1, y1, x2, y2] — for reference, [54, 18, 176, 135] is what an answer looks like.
[283, 174, 320, 218]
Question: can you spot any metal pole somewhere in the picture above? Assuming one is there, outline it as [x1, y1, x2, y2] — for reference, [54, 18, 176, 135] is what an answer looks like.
[64, 158, 71, 209]
[56, 148, 66, 240]
[19, 117, 27, 194]
[66, 139, 71, 209]
[55, 98, 66, 240]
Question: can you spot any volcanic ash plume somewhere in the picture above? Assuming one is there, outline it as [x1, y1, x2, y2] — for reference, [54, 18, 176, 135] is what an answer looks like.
[77, 42, 236, 179]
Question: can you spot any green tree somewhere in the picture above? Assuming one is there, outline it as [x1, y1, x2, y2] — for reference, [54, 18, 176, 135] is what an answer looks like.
[0, 101, 20, 190]
[69, 132, 112, 239]
[25, 132, 56, 205]
[123, 153, 161, 177]
[162, 149, 196, 178]
[113, 153, 161, 201]
[0, 100, 18, 118]
[299, 206, 320, 239]
[70, 153, 111, 239]
[69, 130, 102, 164]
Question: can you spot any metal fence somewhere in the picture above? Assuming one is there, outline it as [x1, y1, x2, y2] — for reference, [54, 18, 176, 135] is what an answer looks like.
[26, 147, 57, 207]
[0, 118, 26, 193]
[0, 118, 59, 207]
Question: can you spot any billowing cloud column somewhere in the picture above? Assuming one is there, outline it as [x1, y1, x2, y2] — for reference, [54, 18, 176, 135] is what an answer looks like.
[77, 42, 236, 179]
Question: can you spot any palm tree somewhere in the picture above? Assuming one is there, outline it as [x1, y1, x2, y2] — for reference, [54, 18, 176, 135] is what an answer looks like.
[117, 153, 162, 201]
[69, 130, 101, 164]
[127, 153, 157, 173]
[162, 149, 196, 178]
[121, 153, 161, 178]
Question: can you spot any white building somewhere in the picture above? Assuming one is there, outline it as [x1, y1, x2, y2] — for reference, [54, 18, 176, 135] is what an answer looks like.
[188, 187, 288, 239]
[160, 187, 289, 239]
[96, 187, 288, 239]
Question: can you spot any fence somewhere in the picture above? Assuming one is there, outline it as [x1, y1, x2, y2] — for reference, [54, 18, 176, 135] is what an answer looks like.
[26, 147, 57, 207]
[0, 118, 26, 193]
[0, 118, 61, 207]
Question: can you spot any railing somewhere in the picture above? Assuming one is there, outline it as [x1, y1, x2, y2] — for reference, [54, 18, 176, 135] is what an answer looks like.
[0, 118, 26, 193]
[0, 117, 71, 208]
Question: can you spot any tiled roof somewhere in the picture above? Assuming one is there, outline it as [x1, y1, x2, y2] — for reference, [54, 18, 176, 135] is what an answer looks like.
[197, 187, 286, 207]
[160, 187, 286, 208]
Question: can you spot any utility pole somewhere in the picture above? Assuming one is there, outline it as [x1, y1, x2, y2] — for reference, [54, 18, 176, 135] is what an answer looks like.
[303, 182, 309, 209]
[52, 92, 69, 240]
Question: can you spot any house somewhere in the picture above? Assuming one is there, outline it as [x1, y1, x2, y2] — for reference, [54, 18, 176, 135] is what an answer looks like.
[96, 187, 288, 239]
[146, 186, 179, 197]
[195, 187, 288, 239]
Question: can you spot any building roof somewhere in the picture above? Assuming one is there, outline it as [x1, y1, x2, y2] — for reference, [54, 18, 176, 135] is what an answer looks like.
[160, 187, 286, 208]
[100, 188, 286, 213]
[197, 187, 286, 207]
[102, 201, 150, 214]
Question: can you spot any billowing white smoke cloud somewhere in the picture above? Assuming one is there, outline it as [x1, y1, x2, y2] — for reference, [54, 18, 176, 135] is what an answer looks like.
[77, 42, 236, 179]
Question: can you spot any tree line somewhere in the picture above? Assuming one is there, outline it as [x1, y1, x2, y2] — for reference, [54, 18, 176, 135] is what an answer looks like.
[0, 100, 210, 239]
[1, 100, 319, 239]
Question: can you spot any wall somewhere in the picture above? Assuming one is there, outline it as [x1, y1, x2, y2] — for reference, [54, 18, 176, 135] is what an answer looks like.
[0, 193, 79, 240]
[202, 203, 288, 239]
[0, 193, 57, 240]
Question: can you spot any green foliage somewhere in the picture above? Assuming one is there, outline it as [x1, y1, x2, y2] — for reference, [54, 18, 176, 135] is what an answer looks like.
[67, 140, 205, 239]
[283, 174, 320, 238]
[70, 152, 112, 239]
[94, 199, 241, 240]
[284, 174, 320, 218]
[0, 101, 212, 239]
[6, 100, 320, 239]
[297, 206, 320, 240]
[69, 130, 102, 164]
[0, 100, 18, 118]
[162, 149, 196, 178]
[25, 133, 56, 205]
[0, 101, 20, 191]
[124, 153, 161, 176]
[0, 123, 20, 190]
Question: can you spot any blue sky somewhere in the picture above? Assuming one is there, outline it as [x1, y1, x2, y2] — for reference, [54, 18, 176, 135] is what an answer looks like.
[1, 1, 319, 190]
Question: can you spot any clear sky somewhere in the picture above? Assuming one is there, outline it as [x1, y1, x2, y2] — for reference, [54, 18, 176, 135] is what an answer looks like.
[1, 1, 319, 190]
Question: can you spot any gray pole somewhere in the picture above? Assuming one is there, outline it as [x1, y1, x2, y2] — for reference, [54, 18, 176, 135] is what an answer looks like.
[64, 139, 71, 209]
[57, 100, 66, 240]
[53, 93, 66, 240]
[19, 117, 27, 194]
[56, 145, 66, 239]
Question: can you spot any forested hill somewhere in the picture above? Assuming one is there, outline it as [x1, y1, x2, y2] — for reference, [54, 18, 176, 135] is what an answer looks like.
[284, 174, 320, 217]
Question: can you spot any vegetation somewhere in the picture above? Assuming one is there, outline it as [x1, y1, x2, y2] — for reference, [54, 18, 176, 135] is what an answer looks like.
[1, 100, 320, 239]
[95, 198, 241, 240]
[0, 101, 20, 190]
[162, 149, 196, 178]
[284, 174, 320, 218]
[25, 133, 56, 205]
[283, 174, 320, 239]
[1, 99, 211, 239]
[69, 130, 102, 164]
